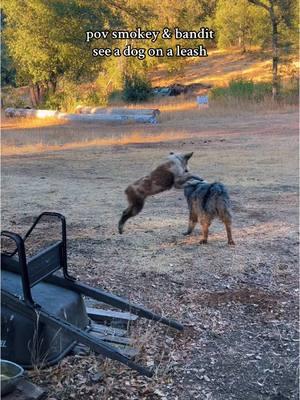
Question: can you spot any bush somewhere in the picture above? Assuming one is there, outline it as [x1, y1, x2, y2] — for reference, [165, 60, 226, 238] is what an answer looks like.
[96, 58, 123, 102]
[227, 79, 255, 99]
[252, 82, 273, 101]
[44, 80, 83, 111]
[2, 86, 30, 108]
[122, 74, 152, 103]
[108, 90, 123, 104]
[44, 80, 106, 112]
[82, 89, 104, 107]
[210, 79, 272, 102]
[280, 77, 299, 104]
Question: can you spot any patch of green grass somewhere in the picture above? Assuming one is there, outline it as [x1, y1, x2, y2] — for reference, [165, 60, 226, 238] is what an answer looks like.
[280, 77, 299, 104]
[210, 79, 272, 102]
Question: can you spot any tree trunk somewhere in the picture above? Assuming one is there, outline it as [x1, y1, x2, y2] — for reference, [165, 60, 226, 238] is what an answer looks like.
[270, 3, 279, 101]
[29, 83, 48, 107]
[48, 75, 57, 93]
[29, 84, 39, 107]
[247, 0, 280, 100]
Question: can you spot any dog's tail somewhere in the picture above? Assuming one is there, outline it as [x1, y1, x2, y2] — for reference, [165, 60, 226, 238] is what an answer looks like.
[202, 182, 232, 218]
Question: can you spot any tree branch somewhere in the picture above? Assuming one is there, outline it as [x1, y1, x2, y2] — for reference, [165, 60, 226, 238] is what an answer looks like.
[102, 0, 150, 22]
[248, 0, 270, 12]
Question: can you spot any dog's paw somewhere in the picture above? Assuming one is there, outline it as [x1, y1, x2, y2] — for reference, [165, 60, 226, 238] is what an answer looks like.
[199, 239, 208, 244]
[228, 240, 235, 245]
[182, 231, 191, 236]
[118, 225, 124, 234]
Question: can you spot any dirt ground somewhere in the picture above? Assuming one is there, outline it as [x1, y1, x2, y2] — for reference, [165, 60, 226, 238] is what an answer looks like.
[1, 108, 299, 399]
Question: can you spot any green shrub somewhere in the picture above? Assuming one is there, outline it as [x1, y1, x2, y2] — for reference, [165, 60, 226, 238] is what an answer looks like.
[227, 79, 254, 99]
[280, 77, 299, 104]
[122, 74, 152, 103]
[82, 89, 104, 107]
[44, 80, 106, 112]
[210, 79, 272, 102]
[2, 86, 30, 108]
[108, 89, 123, 104]
[209, 86, 228, 100]
[96, 58, 123, 101]
[252, 82, 272, 101]
[44, 91, 66, 110]
[44, 80, 80, 111]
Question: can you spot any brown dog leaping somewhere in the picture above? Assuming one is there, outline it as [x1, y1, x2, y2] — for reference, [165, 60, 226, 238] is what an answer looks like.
[118, 152, 193, 233]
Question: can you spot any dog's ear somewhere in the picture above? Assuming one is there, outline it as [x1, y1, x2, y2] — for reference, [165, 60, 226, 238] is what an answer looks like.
[183, 152, 193, 161]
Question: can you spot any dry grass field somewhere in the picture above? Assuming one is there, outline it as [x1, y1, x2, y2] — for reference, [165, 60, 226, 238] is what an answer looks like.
[150, 48, 298, 87]
[1, 99, 299, 399]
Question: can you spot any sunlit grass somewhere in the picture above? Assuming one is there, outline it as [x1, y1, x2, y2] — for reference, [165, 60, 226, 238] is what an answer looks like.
[150, 48, 298, 88]
[128, 100, 197, 112]
[1, 47, 298, 157]
[1, 116, 66, 130]
[1, 130, 192, 156]
[2, 98, 298, 156]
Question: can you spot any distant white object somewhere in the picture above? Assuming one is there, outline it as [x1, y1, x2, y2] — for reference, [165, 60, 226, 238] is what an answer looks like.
[196, 95, 209, 108]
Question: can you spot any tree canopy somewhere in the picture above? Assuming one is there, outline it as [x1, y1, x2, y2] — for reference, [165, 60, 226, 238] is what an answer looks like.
[2, 0, 120, 99]
[1, 0, 298, 104]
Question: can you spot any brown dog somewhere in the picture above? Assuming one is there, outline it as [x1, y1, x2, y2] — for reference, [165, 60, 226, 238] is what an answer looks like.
[118, 152, 193, 233]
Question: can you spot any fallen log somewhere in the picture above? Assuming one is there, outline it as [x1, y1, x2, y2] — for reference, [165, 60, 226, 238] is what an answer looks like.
[5, 108, 159, 124]
[4, 108, 60, 118]
[75, 105, 160, 117]
[60, 113, 157, 123]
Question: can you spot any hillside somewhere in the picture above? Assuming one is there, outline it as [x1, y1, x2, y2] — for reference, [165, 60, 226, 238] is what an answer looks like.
[2, 48, 298, 110]
[149, 48, 299, 89]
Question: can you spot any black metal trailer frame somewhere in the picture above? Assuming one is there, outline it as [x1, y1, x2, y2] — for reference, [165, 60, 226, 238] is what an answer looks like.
[1, 212, 183, 377]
